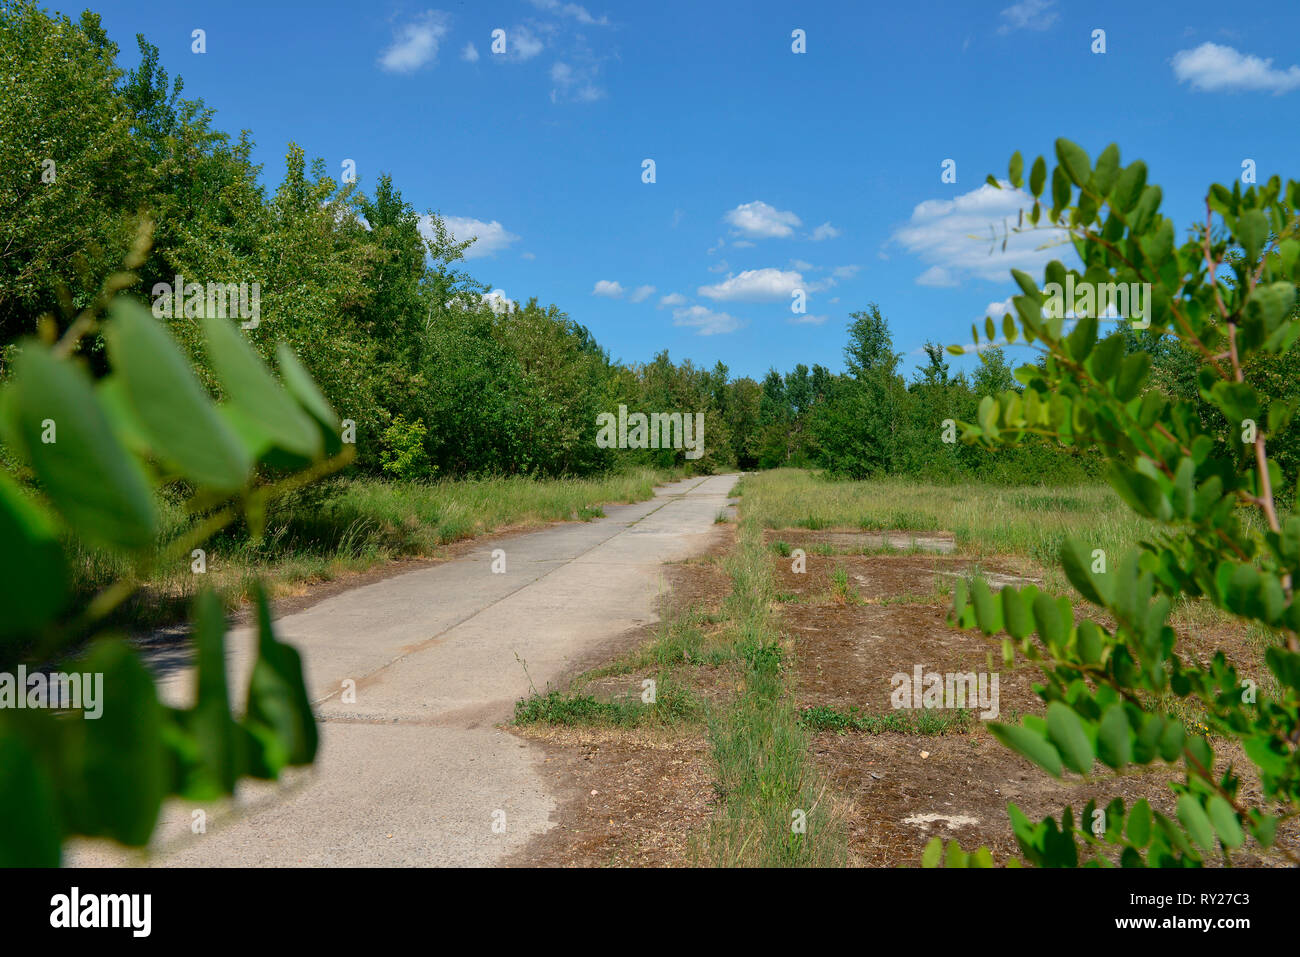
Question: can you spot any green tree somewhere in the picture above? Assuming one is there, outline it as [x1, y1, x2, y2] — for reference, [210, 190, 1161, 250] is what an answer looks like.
[812, 304, 910, 478]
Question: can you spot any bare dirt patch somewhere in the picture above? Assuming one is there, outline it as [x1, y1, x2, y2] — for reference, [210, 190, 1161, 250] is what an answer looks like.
[505, 529, 735, 867]
[505, 725, 714, 867]
[781, 549, 1298, 866]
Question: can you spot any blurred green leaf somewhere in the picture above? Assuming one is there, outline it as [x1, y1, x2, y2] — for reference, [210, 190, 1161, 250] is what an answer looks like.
[105, 298, 251, 492]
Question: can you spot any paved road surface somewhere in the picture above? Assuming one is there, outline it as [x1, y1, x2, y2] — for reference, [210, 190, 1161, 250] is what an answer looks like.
[68, 473, 739, 867]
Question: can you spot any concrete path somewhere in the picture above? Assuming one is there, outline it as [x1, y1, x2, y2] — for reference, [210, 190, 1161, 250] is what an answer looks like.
[68, 473, 739, 867]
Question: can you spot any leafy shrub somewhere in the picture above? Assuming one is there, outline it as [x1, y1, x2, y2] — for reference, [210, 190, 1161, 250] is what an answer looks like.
[0, 274, 343, 863]
[379, 414, 431, 480]
[940, 140, 1300, 866]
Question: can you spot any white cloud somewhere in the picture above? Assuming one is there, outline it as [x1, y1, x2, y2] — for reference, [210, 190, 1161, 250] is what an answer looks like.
[549, 59, 604, 102]
[789, 314, 828, 325]
[527, 0, 610, 26]
[810, 222, 841, 241]
[672, 305, 743, 335]
[790, 259, 815, 271]
[916, 265, 959, 287]
[724, 201, 802, 239]
[997, 0, 1058, 34]
[592, 279, 624, 297]
[508, 25, 545, 61]
[1172, 43, 1300, 94]
[483, 288, 517, 314]
[378, 11, 450, 74]
[831, 264, 861, 280]
[435, 215, 521, 259]
[658, 292, 687, 308]
[521, 251, 536, 260]
[890, 181, 1070, 284]
[628, 284, 656, 303]
[707, 259, 730, 274]
[732, 239, 755, 249]
[985, 298, 1015, 319]
[461, 42, 480, 63]
[698, 268, 802, 302]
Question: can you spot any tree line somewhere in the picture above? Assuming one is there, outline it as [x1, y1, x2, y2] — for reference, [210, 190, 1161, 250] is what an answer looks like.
[5, 1, 1297, 488]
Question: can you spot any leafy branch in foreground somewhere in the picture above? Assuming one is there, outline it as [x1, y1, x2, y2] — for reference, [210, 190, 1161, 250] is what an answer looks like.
[0, 259, 351, 864]
[933, 139, 1300, 867]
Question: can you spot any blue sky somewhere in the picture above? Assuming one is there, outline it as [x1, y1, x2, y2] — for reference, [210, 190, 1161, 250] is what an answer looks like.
[78, 0, 1300, 380]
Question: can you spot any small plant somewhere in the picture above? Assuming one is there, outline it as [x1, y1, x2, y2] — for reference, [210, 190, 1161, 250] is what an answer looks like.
[829, 564, 857, 604]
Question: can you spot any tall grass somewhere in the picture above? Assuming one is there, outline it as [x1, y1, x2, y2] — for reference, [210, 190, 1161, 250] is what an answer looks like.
[69, 466, 685, 627]
[701, 513, 845, 867]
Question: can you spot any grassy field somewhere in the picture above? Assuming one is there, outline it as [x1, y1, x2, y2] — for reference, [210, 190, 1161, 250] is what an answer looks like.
[745, 466, 1291, 702]
[72, 465, 687, 627]
[735, 467, 1158, 566]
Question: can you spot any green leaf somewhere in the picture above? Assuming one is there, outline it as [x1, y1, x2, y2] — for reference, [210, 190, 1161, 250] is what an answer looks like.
[1237, 209, 1268, 265]
[1112, 161, 1147, 212]
[0, 732, 62, 866]
[105, 298, 251, 492]
[0, 343, 157, 552]
[1207, 796, 1244, 850]
[203, 318, 322, 462]
[1176, 794, 1215, 852]
[277, 344, 343, 456]
[0, 469, 67, 644]
[176, 589, 240, 799]
[1051, 165, 1071, 217]
[1002, 587, 1033, 640]
[1126, 799, 1152, 848]
[921, 836, 943, 868]
[71, 639, 167, 845]
[243, 585, 318, 774]
[1158, 720, 1185, 763]
[1096, 703, 1133, 769]
[1060, 538, 1108, 605]
[1209, 380, 1261, 425]
[1076, 620, 1104, 665]
[1092, 144, 1120, 198]
[1055, 138, 1091, 187]
[1114, 352, 1150, 402]
[971, 576, 1003, 634]
[991, 722, 1063, 777]
[1009, 151, 1024, 189]
[1246, 281, 1296, 332]
[1029, 156, 1046, 198]
[1046, 702, 1095, 774]
[1032, 591, 1067, 648]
